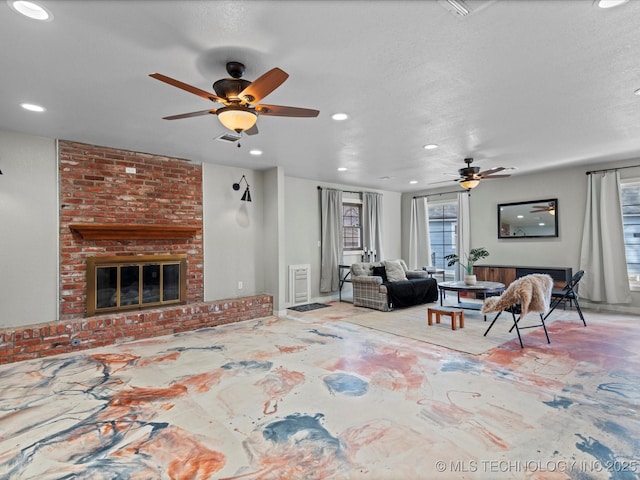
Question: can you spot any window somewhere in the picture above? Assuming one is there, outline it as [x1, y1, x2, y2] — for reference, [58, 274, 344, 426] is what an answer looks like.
[621, 180, 640, 289]
[343, 202, 362, 251]
[428, 200, 458, 274]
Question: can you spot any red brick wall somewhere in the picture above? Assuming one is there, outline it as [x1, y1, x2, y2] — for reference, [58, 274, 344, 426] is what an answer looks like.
[0, 296, 273, 364]
[0, 140, 274, 365]
[59, 140, 204, 319]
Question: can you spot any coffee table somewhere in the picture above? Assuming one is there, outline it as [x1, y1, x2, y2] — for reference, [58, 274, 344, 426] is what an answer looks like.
[438, 281, 505, 319]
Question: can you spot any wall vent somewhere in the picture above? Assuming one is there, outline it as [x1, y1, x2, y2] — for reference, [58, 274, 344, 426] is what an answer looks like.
[289, 264, 311, 305]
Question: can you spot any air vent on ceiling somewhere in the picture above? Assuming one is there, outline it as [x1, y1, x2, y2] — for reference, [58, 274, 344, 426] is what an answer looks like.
[215, 132, 241, 143]
[438, 0, 471, 16]
[438, 0, 496, 17]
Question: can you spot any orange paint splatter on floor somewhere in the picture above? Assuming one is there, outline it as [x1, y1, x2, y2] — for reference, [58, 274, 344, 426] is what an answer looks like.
[109, 384, 188, 406]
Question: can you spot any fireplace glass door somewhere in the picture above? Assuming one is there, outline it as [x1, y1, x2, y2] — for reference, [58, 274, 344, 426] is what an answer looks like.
[87, 255, 187, 316]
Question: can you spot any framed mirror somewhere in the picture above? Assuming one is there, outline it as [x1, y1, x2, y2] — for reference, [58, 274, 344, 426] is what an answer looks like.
[498, 199, 558, 239]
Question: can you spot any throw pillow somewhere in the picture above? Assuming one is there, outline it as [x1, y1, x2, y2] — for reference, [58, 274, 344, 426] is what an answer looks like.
[383, 260, 408, 282]
[372, 266, 388, 282]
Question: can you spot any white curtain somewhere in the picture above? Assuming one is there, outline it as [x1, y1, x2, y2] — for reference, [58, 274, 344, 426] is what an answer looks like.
[408, 196, 431, 270]
[455, 192, 471, 281]
[320, 188, 343, 293]
[579, 172, 631, 303]
[362, 192, 384, 261]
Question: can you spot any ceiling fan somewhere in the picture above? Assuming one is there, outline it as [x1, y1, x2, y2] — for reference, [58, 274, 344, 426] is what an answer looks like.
[150, 61, 319, 136]
[434, 158, 512, 190]
[530, 202, 556, 214]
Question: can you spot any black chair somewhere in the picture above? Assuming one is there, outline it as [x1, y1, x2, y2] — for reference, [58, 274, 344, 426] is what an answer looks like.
[543, 270, 586, 326]
[484, 305, 550, 349]
[482, 274, 553, 348]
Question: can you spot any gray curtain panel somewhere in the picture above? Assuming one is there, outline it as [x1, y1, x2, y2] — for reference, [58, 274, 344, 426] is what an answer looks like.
[362, 192, 384, 262]
[579, 171, 631, 303]
[408, 196, 431, 270]
[320, 188, 343, 293]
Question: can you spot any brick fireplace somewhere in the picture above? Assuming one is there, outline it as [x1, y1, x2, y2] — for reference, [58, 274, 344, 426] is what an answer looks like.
[59, 140, 205, 319]
[0, 141, 272, 365]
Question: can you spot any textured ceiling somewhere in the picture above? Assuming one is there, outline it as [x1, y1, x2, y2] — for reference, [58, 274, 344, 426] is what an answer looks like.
[1, 0, 639, 192]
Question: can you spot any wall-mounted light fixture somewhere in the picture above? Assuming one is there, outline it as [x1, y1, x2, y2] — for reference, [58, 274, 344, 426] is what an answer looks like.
[232, 175, 251, 202]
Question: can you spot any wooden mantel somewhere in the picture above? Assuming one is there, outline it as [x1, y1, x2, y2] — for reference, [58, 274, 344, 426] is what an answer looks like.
[69, 223, 199, 240]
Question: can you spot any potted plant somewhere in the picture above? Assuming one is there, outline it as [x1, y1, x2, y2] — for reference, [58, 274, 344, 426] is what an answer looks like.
[444, 247, 490, 285]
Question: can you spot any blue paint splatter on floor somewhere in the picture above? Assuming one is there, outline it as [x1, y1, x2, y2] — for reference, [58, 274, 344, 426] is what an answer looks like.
[597, 382, 640, 400]
[263, 413, 340, 447]
[309, 329, 343, 339]
[221, 360, 273, 372]
[440, 358, 480, 374]
[575, 434, 637, 480]
[543, 396, 573, 409]
[323, 373, 369, 396]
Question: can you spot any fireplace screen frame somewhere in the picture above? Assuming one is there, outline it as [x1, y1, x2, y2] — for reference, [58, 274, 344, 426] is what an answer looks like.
[86, 254, 187, 316]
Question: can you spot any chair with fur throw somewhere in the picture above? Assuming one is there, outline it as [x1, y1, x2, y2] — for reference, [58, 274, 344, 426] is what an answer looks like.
[481, 274, 554, 348]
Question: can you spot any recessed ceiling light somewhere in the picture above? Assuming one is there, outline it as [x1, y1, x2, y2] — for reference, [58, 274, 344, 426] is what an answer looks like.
[337, 167, 348, 172]
[595, 0, 628, 8]
[409, 180, 418, 184]
[249, 149, 262, 156]
[9, 1, 52, 20]
[20, 103, 45, 112]
[331, 113, 348, 121]
[423, 144, 439, 150]
[634, 88, 640, 96]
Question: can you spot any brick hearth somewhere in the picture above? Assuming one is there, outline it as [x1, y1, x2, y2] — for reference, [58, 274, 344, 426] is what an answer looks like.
[0, 295, 273, 364]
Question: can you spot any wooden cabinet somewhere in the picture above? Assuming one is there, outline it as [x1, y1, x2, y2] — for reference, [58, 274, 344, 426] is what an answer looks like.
[474, 265, 571, 290]
[473, 266, 517, 286]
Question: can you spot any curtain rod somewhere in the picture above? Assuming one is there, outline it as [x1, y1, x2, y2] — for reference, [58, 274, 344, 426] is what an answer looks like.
[317, 186, 378, 195]
[413, 189, 462, 199]
[586, 164, 640, 175]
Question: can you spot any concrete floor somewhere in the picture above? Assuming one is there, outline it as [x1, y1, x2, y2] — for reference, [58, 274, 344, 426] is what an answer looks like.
[0, 301, 638, 479]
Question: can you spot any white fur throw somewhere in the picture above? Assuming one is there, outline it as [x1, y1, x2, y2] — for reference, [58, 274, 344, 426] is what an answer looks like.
[482, 274, 553, 318]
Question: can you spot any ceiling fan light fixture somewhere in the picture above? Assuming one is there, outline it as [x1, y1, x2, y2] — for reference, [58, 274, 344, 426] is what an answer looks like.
[460, 179, 480, 190]
[217, 106, 258, 133]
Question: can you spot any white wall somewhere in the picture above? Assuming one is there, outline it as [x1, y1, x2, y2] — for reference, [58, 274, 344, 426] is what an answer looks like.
[203, 163, 265, 302]
[0, 131, 58, 328]
[402, 159, 640, 313]
[263, 167, 286, 312]
[284, 176, 402, 305]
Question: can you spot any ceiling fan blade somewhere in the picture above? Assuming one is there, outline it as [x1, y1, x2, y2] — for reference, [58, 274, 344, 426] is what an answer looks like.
[255, 104, 320, 117]
[245, 124, 259, 136]
[238, 68, 289, 104]
[150, 73, 224, 103]
[429, 179, 458, 185]
[162, 109, 217, 120]
[480, 174, 511, 179]
[477, 166, 506, 176]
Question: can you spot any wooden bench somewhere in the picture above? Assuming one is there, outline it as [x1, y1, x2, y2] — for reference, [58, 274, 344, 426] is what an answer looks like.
[427, 306, 465, 330]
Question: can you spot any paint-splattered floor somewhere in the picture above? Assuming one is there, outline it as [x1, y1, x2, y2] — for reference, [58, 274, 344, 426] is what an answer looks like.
[0, 302, 638, 479]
